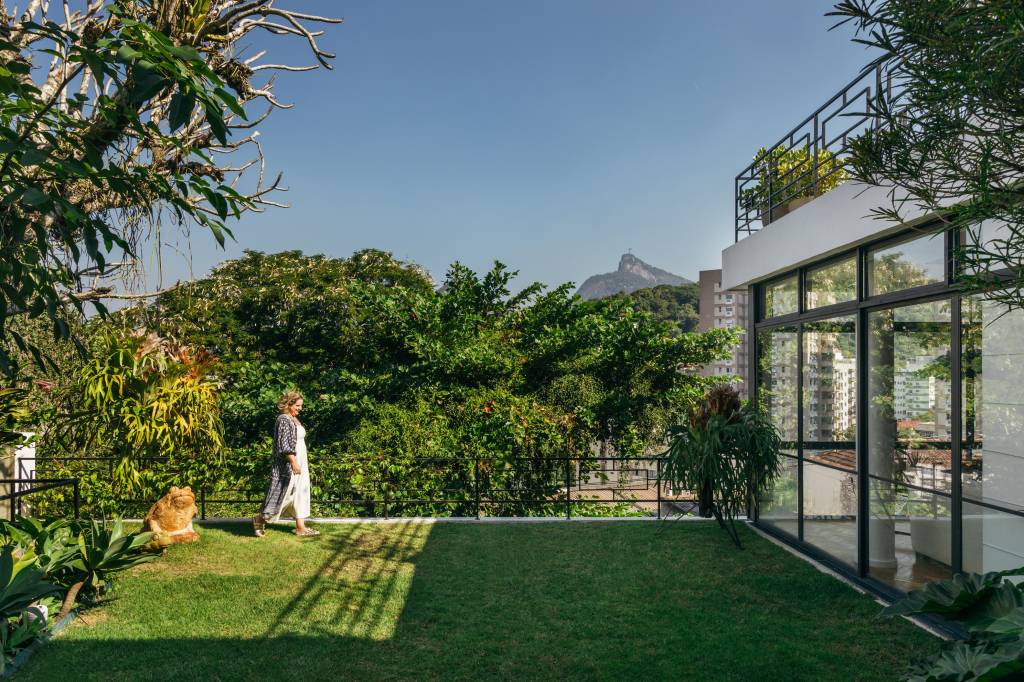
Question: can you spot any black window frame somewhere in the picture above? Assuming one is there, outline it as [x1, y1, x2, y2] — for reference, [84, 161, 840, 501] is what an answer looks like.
[749, 221, 1024, 604]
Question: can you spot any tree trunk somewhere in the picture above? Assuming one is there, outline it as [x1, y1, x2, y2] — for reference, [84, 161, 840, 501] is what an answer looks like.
[58, 580, 85, 620]
[698, 480, 714, 518]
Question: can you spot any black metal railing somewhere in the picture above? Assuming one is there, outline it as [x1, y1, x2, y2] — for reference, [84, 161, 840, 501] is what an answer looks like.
[734, 64, 895, 242]
[21, 454, 700, 521]
[0, 478, 80, 521]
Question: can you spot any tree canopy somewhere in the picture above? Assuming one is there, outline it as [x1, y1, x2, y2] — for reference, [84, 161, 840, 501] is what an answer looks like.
[831, 0, 1024, 307]
[142, 250, 736, 458]
[30, 250, 737, 516]
[595, 283, 701, 334]
[0, 1, 340, 376]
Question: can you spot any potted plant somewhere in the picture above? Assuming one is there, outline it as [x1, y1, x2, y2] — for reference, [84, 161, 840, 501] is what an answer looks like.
[741, 144, 848, 225]
[663, 384, 782, 547]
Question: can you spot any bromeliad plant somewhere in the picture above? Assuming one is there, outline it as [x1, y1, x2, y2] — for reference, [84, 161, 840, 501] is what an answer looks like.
[882, 568, 1024, 681]
[663, 385, 782, 548]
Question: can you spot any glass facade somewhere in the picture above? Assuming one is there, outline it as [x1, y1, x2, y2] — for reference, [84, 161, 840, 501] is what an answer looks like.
[760, 453, 798, 538]
[866, 231, 946, 296]
[806, 257, 857, 310]
[754, 224, 1024, 594]
[764, 275, 798, 318]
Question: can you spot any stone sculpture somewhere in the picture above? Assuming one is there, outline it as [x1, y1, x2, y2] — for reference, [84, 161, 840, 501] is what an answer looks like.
[143, 486, 200, 549]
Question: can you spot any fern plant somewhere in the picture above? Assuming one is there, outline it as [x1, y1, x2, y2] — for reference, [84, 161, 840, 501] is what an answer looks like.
[663, 385, 782, 547]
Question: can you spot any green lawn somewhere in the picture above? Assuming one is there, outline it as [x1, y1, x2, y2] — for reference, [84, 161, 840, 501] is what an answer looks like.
[20, 521, 937, 681]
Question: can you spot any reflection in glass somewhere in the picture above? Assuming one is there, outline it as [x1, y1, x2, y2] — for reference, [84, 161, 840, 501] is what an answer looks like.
[867, 232, 945, 296]
[806, 257, 857, 309]
[867, 301, 953, 495]
[764, 276, 798, 318]
[758, 326, 798, 442]
[803, 316, 856, 444]
[803, 458, 857, 567]
[962, 221, 1015, 276]
[962, 502, 1024, 574]
[760, 454, 798, 538]
[961, 297, 1024, 573]
[867, 301, 953, 588]
[868, 480, 951, 591]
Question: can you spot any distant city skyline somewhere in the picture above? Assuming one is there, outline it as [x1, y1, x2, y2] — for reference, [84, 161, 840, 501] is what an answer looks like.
[153, 1, 876, 291]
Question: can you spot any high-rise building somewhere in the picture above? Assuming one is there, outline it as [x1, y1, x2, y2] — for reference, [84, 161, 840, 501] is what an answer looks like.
[697, 269, 749, 395]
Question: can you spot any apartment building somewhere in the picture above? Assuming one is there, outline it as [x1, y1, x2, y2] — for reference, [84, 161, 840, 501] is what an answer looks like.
[697, 269, 748, 395]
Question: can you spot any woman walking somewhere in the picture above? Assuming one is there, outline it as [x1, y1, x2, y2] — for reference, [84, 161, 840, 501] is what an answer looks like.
[254, 390, 320, 537]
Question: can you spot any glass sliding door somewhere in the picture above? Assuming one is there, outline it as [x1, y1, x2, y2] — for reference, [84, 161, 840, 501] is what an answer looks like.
[866, 300, 953, 591]
[750, 224, 1024, 596]
[758, 325, 798, 537]
[760, 454, 798, 536]
[802, 316, 857, 566]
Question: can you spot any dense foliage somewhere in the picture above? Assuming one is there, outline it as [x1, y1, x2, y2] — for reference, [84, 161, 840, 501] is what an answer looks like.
[882, 567, 1024, 680]
[830, 0, 1024, 309]
[0, 1, 338, 377]
[0, 388, 30, 448]
[0, 516, 157, 671]
[52, 330, 224, 492]
[596, 283, 701, 334]
[27, 249, 736, 517]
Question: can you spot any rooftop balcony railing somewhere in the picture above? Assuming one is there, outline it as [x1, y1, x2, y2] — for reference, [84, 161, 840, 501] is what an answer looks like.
[734, 64, 894, 242]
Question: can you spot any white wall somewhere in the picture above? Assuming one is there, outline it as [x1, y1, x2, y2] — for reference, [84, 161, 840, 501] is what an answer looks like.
[15, 436, 35, 486]
[722, 181, 937, 290]
[974, 301, 1024, 572]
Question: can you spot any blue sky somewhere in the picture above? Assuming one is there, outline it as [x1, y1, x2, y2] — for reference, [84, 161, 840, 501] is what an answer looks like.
[166, 1, 875, 290]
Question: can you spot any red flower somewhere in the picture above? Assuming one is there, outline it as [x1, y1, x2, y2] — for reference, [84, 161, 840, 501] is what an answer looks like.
[32, 379, 54, 393]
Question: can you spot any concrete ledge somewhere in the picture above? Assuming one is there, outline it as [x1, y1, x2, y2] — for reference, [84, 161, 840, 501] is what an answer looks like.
[723, 181, 939, 290]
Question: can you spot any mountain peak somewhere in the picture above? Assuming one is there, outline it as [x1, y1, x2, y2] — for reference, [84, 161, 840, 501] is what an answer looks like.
[576, 254, 692, 300]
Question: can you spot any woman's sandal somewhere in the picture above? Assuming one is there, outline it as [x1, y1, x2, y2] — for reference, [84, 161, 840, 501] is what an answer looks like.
[253, 515, 266, 538]
[294, 528, 320, 537]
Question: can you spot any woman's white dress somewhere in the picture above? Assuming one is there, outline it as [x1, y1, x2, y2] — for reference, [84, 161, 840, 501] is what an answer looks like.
[274, 422, 311, 521]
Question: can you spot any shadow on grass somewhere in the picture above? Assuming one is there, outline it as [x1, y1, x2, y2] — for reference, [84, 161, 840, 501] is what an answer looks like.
[203, 518, 303, 538]
[20, 522, 938, 682]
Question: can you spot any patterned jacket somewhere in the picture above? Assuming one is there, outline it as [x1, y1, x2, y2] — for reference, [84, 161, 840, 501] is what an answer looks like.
[272, 413, 298, 461]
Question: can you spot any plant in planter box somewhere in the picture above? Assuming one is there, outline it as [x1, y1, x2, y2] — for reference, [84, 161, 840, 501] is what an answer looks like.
[740, 144, 848, 223]
[663, 384, 782, 547]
